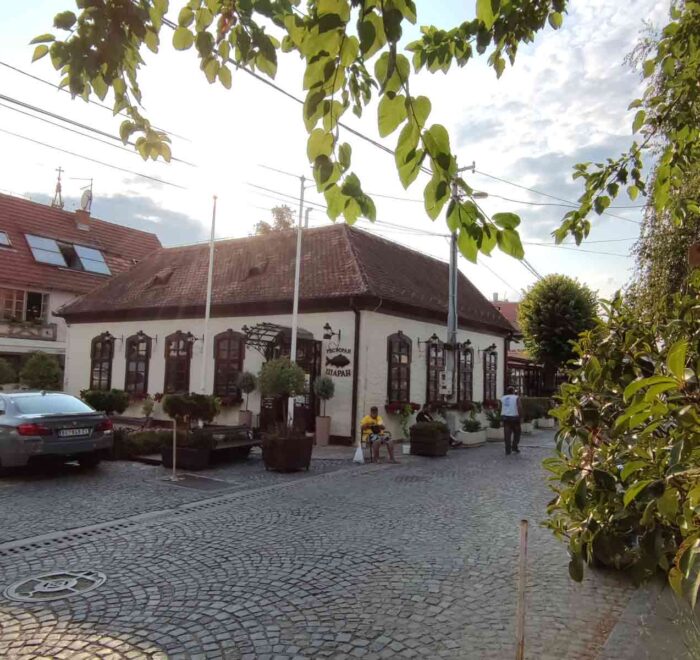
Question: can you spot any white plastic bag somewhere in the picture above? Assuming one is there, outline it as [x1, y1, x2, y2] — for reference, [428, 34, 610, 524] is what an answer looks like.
[353, 445, 365, 464]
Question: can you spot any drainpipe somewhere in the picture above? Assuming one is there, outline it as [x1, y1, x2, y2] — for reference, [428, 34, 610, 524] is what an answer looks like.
[350, 299, 361, 445]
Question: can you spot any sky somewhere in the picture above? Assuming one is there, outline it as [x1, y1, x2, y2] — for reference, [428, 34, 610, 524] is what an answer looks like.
[0, 1, 670, 301]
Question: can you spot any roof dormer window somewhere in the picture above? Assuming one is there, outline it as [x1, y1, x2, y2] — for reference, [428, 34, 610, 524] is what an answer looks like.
[25, 234, 111, 275]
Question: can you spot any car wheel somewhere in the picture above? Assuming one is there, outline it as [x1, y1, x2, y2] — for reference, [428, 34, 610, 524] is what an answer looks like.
[78, 453, 102, 469]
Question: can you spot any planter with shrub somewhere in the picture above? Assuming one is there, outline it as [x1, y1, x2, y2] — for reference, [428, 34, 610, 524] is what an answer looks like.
[409, 421, 449, 457]
[484, 408, 504, 441]
[456, 416, 486, 447]
[81, 389, 130, 416]
[258, 358, 313, 472]
[161, 429, 215, 471]
[313, 375, 335, 446]
[237, 371, 257, 426]
[0, 358, 17, 390]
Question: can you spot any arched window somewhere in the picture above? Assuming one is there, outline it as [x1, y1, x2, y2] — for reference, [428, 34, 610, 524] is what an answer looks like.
[213, 330, 245, 397]
[90, 332, 114, 391]
[457, 345, 474, 404]
[164, 331, 192, 394]
[483, 350, 498, 402]
[387, 332, 411, 403]
[425, 341, 445, 403]
[124, 332, 152, 395]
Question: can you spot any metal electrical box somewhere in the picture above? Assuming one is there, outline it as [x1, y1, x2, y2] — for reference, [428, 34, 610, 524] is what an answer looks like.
[439, 370, 453, 395]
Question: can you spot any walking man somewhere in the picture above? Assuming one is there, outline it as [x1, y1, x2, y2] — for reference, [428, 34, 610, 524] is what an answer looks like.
[501, 386, 522, 455]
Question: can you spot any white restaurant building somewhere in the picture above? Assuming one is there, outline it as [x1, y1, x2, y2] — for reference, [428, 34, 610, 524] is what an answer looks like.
[59, 224, 516, 443]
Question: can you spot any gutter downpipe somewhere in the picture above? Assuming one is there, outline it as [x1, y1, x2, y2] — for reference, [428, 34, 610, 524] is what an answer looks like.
[350, 298, 361, 445]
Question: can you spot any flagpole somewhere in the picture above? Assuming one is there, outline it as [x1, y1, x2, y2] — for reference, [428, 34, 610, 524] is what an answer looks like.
[288, 176, 305, 427]
[200, 195, 217, 393]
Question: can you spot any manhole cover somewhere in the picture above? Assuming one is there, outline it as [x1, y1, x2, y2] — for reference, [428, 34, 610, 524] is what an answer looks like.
[4, 570, 106, 603]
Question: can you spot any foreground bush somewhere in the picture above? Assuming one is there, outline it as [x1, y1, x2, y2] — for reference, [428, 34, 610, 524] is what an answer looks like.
[544, 272, 700, 605]
[81, 389, 129, 415]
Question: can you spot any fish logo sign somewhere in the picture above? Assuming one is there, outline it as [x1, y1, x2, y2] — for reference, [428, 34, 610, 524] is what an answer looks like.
[326, 354, 351, 368]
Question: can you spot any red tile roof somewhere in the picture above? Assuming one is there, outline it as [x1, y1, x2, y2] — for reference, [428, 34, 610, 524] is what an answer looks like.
[60, 224, 515, 334]
[0, 193, 161, 294]
[492, 300, 521, 331]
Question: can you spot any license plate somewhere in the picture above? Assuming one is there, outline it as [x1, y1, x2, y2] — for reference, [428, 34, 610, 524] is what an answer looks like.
[58, 428, 91, 438]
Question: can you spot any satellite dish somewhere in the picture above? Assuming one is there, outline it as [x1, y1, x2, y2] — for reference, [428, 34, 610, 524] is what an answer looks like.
[80, 189, 93, 212]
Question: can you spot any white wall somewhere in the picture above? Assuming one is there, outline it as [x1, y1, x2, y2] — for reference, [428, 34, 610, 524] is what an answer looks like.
[355, 310, 506, 442]
[64, 311, 357, 437]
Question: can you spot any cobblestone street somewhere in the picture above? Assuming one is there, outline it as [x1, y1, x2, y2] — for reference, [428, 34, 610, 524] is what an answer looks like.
[0, 432, 634, 659]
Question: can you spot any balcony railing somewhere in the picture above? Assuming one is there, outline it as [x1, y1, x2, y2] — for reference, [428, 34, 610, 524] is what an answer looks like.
[0, 320, 58, 341]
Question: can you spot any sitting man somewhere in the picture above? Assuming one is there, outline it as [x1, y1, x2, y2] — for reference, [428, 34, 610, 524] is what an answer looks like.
[360, 406, 398, 463]
[416, 403, 463, 448]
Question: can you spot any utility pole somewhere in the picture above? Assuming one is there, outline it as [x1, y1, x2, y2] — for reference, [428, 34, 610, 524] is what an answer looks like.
[446, 161, 476, 402]
[288, 175, 306, 427]
[200, 195, 217, 393]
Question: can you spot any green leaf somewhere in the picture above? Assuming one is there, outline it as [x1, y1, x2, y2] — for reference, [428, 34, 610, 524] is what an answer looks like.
[627, 185, 639, 201]
[568, 554, 584, 582]
[30, 34, 55, 45]
[411, 96, 431, 128]
[378, 94, 407, 138]
[173, 27, 194, 50]
[492, 212, 520, 230]
[623, 375, 677, 402]
[620, 460, 647, 482]
[657, 487, 679, 519]
[642, 58, 656, 78]
[548, 12, 563, 29]
[458, 229, 478, 263]
[53, 10, 77, 30]
[218, 65, 232, 89]
[623, 479, 655, 508]
[32, 45, 49, 62]
[667, 340, 687, 380]
[338, 142, 352, 171]
[593, 195, 610, 215]
[632, 110, 646, 134]
[424, 176, 450, 220]
[476, 0, 495, 29]
[178, 6, 194, 27]
[496, 229, 524, 259]
[307, 129, 334, 161]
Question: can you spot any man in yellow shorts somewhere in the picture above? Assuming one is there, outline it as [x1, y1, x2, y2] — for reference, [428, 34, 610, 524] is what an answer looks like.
[360, 406, 397, 463]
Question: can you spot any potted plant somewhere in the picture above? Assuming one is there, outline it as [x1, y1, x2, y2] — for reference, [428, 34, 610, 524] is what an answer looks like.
[161, 393, 220, 469]
[81, 389, 130, 416]
[456, 414, 487, 447]
[237, 371, 257, 426]
[484, 408, 504, 441]
[409, 421, 449, 457]
[258, 358, 313, 472]
[313, 375, 335, 446]
[141, 395, 155, 428]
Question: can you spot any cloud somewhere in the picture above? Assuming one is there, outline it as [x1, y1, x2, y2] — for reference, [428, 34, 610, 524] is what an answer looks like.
[27, 193, 208, 246]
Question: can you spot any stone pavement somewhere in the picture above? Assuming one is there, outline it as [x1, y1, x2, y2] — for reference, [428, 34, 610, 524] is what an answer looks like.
[0, 431, 637, 658]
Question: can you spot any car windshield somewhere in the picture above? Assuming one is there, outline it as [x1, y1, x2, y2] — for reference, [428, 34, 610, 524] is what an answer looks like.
[11, 394, 95, 415]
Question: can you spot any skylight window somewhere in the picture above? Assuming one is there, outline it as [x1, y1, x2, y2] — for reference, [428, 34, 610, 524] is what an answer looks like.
[25, 234, 111, 274]
[75, 245, 111, 275]
[25, 234, 67, 266]
[0, 231, 10, 247]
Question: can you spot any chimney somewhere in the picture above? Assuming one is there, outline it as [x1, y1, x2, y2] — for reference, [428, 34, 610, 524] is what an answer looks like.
[492, 292, 498, 302]
[75, 208, 90, 231]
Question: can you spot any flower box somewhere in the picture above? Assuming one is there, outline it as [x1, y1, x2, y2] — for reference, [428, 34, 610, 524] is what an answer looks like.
[456, 429, 487, 447]
[536, 417, 555, 429]
[486, 427, 504, 441]
[521, 422, 534, 434]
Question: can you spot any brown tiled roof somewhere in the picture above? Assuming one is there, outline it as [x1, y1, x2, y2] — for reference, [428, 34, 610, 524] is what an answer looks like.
[59, 224, 515, 334]
[0, 193, 161, 294]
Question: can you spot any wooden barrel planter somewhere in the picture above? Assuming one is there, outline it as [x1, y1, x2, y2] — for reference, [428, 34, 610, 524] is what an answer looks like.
[161, 446, 211, 471]
[262, 434, 314, 472]
[409, 422, 449, 457]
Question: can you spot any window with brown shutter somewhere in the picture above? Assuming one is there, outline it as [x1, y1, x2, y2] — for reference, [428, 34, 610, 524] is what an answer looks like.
[164, 331, 192, 394]
[90, 332, 114, 391]
[213, 330, 244, 397]
[124, 332, 151, 395]
[457, 346, 474, 404]
[425, 341, 445, 404]
[483, 351, 498, 402]
[387, 332, 411, 403]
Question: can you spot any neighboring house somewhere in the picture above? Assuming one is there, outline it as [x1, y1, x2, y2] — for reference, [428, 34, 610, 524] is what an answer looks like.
[0, 193, 161, 382]
[59, 224, 515, 443]
[491, 296, 545, 396]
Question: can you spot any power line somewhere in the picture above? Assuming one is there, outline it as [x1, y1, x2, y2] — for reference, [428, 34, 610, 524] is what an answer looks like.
[0, 128, 187, 190]
[523, 242, 629, 257]
[0, 59, 190, 142]
[474, 169, 642, 223]
[0, 92, 195, 167]
[0, 102, 150, 159]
